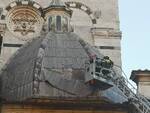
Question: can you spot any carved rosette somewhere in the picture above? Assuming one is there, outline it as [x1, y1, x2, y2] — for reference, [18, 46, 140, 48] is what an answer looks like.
[5, 1, 44, 41]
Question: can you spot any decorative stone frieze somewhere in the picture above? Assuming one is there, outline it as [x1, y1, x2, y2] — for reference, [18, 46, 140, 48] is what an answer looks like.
[91, 27, 122, 38]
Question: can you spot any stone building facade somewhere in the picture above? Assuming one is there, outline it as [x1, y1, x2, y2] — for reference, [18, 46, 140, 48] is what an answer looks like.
[0, 0, 122, 73]
[0, 0, 149, 113]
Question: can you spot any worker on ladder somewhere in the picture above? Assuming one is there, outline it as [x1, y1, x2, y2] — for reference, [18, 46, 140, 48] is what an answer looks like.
[100, 56, 114, 75]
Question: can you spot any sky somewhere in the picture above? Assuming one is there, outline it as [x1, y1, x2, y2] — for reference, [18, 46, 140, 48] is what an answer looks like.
[119, 0, 150, 78]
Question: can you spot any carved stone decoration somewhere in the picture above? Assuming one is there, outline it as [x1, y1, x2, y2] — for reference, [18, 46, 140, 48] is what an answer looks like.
[93, 10, 101, 19]
[91, 28, 122, 38]
[12, 12, 37, 36]
[6, 5, 43, 41]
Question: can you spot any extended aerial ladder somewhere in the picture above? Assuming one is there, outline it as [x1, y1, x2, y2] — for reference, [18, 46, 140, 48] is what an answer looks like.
[85, 56, 150, 113]
[80, 39, 150, 113]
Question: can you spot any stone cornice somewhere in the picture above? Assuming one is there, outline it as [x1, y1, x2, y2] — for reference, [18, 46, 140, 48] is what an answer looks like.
[91, 27, 122, 39]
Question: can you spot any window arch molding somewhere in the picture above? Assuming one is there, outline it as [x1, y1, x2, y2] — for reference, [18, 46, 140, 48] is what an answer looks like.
[48, 15, 69, 32]
[65, 1, 97, 24]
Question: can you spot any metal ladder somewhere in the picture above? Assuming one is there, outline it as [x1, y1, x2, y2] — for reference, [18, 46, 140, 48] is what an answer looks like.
[112, 74, 150, 113]
[89, 57, 150, 113]
[78, 38, 150, 113]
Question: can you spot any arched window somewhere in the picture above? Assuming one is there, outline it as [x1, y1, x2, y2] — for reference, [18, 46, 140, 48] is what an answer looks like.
[62, 16, 68, 32]
[0, 34, 3, 54]
[48, 15, 69, 32]
[56, 16, 61, 31]
[48, 16, 52, 31]
[48, 16, 55, 32]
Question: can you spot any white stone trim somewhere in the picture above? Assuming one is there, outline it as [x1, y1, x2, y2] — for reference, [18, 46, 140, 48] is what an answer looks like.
[33, 3, 41, 9]
[10, 2, 17, 8]
[21, 1, 29, 5]
[2, 10, 7, 15]
[81, 6, 87, 11]
[69, 3, 76, 7]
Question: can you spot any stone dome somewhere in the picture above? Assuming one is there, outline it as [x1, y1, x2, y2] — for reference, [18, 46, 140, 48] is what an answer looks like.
[0, 32, 127, 103]
[0, 32, 98, 101]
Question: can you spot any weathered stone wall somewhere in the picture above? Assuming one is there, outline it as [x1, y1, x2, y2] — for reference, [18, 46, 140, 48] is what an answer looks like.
[0, 0, 122, 72]
[138, 75, 150, 98]
[139, 82, 150, 98]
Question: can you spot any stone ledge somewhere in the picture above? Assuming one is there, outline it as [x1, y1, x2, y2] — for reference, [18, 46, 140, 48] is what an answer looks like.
[91, 27, 122, 38]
